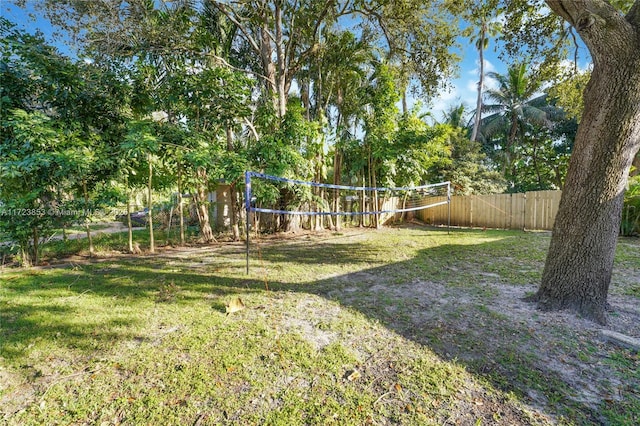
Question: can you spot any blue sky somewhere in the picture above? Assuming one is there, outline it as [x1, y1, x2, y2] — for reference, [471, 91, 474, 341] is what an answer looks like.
[2, 1, 76, 56]
[2, 1, 591, 120]
[2, 2, 49, 35]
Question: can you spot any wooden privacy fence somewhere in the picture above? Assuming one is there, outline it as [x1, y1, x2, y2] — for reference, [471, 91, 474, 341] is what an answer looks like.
[417, 190, 562, 231]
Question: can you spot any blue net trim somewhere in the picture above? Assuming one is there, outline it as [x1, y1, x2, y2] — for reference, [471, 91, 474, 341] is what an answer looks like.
[247, 171, 449, 192]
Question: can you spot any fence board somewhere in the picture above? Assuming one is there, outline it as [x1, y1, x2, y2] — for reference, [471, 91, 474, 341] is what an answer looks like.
[417, 190, 561, 231]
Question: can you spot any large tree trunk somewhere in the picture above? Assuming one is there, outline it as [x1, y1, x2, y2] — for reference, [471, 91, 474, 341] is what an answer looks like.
[534, 0, 640, 324]
[194, 168, 215, 243]
[260, 19, 279, 116]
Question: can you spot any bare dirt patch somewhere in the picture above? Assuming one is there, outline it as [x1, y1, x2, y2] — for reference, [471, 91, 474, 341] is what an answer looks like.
[307, 229, 640, 423]
[2, 226, 637, 424]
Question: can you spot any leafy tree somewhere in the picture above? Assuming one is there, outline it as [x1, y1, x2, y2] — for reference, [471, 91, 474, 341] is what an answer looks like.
[501, 0, 640, 323]
[509, 126, 571, 192]
[249, 99, 315, 231]
[394, 111, 504, 195]
[439, 103, 470, 130]
[68, 0, 255, 244]
[361, 62, 400, 227]
[356, 0, 462, 100]
[546, 69, 591, 122]
[315, 29, 372, 230]
[122, 121, 163, 253]
[0, 110, 62, 266]
[33, 0, 462, 120]
[392, 114, 451, 188]
[1, 18, 128, 263]
[429, 124, 506, 195]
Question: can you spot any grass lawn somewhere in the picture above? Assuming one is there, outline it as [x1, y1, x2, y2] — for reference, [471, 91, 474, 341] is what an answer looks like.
[1, 225, 638, 425]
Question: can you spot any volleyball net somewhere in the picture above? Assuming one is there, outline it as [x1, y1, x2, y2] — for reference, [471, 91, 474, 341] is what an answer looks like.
[243, 171, 451, 273]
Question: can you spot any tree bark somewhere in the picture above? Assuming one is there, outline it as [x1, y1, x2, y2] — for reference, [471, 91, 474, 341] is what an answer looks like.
[260, 18, 279, 115]
[126, 193, 134, 253]
[83, 180, 94, 257]
[225, 126, 240, 241]
[333, 148, 342, 231]
[32, 227, 39, 266]
[535, 0, 640, 323]
[147, 155, 155, 254]
[274, 1, 288, 118]
[177, 168, 185, 246]
[471, 22, 485, 142]
[194, 168, 215, 243]
[229, 184, 240, 240]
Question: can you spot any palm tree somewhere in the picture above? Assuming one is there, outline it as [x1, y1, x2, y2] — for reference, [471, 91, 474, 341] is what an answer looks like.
[469, 16, 501, 142]
[441, 103, 469, 129]
[478, 63, 559, 177]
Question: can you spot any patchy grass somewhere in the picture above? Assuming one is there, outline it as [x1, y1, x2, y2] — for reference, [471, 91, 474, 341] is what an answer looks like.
[1, 225, 638, 425]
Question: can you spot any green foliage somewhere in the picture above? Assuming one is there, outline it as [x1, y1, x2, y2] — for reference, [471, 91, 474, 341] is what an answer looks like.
[361, 0, 462, 99]
[0, 110, 63, 262]
[248, 99, 316, 208]
[500, 0, 569, 77]
[546, 70, 590, 122]
[461, 1, 503, 52]
[250, 101, 313, 180]
[436, 125, 507, 195]
[392, 115, 451, 187]
[621, 175, 640, 237]
[477, 63, 569, 191]
[6, 0, 632, 243]
[1, 19, 130, 264]
[364, 63, 400, 149]
[507, 128, 571, 193]
[362, 62, 400, 186]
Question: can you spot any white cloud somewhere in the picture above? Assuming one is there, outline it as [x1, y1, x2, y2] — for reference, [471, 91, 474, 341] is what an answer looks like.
[466, 59, 500, 95]
[466, 79, 478, 94]
[427, 68, 502, 121]
[428, 84, 473, 121]
[467, 58, 497, 77]
[558, 59, 592, 74]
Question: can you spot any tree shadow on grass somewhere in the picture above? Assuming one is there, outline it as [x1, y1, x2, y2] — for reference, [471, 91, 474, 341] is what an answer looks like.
[248, 229, 618, 423]
[1, 227, 631, 423]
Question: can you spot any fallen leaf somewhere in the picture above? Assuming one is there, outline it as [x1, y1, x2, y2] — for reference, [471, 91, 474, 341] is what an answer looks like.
[345, 369, 361, 381]
[225, 297, 246, 315]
